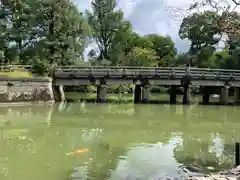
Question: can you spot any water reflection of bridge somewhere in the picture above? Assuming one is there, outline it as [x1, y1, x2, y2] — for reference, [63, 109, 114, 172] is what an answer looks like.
[51, 103, 238, 137]
[0, 103, 238, 139]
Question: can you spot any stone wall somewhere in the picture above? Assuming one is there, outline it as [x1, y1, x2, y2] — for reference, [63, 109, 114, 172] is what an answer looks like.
[0, 77, 54, 102]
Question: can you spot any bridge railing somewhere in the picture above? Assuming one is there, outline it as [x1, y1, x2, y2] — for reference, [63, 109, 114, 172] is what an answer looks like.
[55, 66, 240, 72]
[2, 65, 240, 79]
[54, 66, 185, 70]
[54, 66, 240, 76]
[54, 66, 188, 78]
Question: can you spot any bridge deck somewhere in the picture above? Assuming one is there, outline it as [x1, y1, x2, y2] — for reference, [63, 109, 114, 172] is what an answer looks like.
[53, 66, 240, 87]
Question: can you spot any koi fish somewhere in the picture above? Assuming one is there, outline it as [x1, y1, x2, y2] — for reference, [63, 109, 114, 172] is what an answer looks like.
[66, 148, 89, 156]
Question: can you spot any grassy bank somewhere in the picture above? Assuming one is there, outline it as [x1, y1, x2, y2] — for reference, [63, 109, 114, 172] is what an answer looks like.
[0, 71, 32, 77]
[0, 65, 33, 77]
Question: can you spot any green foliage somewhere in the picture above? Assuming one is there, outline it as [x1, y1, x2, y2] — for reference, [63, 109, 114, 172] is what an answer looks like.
[31, 57, 48, 75]
[86, 0, 125, 63]
[126, 47, 158, 66]
[195, 46, 216, 68]
[146, 34, 177, 66]
[1, 0, 239, 73]
[179, 7, 240, 69]
[175, 53, 189, 66]
[179, 11, 221, 56]
[0, 0, 88, 74]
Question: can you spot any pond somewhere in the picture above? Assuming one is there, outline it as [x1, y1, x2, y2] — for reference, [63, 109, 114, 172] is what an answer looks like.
[0, 103, 239, 180]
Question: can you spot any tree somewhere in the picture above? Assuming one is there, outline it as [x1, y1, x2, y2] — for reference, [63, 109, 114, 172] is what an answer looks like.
[0, 1, 11, 64]
[126, 46, 158, 67]
[146, 34, 177, 66]
[179, 11, 221, 54]
[36, 0, 86, 65]
[195, 46, 216, 68]
[178, 11, 223, 67]
[188, 0, 240, 38]
[217, 39, 240, 69]
[175, 53, 189, 66]
[107, 20, 136, 65]
[5, 0, 35, 64]
[0, 0, 88, 72]
[86, 0, 126, 63]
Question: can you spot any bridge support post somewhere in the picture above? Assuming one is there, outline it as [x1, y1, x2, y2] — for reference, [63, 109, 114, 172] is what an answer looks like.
[202, 86, 210, 105]
[234, 88, 240, 105]
[142, 85, 150, 103]
[170, 86, 177, 104]
[182, 86, 191, 105]
[59, 85, 65, 102]
[134, 85, 142, 104]
[220, 86, 229, 105]
[52, 85, 65, 102]
[97, 85, 107, 103]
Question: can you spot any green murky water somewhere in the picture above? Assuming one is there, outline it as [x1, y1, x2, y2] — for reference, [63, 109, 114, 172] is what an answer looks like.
[0, 103, 239, 180]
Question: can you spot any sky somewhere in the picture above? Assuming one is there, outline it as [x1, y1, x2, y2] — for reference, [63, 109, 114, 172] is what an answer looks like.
[74, 0, 194, 56]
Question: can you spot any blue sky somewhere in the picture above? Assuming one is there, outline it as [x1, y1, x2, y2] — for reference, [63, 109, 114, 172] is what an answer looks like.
[74, 0, 193, 54]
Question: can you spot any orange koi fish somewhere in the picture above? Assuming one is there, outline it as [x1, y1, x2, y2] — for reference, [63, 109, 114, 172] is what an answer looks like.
[66, 148, 89, 156]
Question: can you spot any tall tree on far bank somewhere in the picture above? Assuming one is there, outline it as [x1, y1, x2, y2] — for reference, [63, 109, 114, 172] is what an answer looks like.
[86, 0, 126, 63]
[185, 0, 240, 69]
[146, 34, 177, 66]
[188, 0, 240, 38]
[179, 11, 222, 67]
[179, 11, 221, 54]
[36, 0, 87, 65]
[126, 46, 158, 67]
[0, 0, 88, 71]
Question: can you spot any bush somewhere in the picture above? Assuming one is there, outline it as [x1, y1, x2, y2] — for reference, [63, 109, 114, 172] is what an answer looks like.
[151, 86, 168, 93]
[31, 58, 48, 75]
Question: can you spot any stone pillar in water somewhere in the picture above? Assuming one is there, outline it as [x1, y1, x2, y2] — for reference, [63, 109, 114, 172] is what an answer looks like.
[170, 86, 177, 104]
[182, 86, 191, 105]
[142, 85, 150, 103]
[234, 87, 240, 105]
[134, 85, 142, 104]
[220, 86, 229, 105]
[59, 85, 65, 102]
[53, 85, 65, 102]
[181, 72, 191, 105]
[202, 86, 210, 105]
[97, 85, 107, 103]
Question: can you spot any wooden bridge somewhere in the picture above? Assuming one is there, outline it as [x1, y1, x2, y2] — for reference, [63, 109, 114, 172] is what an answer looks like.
[51, 66, 240, 105]
[2, 65, 240, 105]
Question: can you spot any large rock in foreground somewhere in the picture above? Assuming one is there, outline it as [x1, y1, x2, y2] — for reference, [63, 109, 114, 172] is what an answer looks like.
[186, 166, 240, 180]
[69, 165, 240, 180]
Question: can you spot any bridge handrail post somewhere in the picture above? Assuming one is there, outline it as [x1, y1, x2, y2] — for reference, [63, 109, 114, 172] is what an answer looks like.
[48, 63, 57, 78]
[185, 64, 190, 76]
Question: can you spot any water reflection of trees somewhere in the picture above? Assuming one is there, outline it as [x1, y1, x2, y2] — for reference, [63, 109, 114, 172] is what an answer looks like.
[173, 133, 235, 172]
[86, 142, 126, 179]
[0, 104, 53, 126]
[85, 133, 235, 179]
